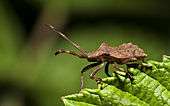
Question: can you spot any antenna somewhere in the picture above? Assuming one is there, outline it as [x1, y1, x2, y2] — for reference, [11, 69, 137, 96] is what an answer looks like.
[46, 24, 87, 56]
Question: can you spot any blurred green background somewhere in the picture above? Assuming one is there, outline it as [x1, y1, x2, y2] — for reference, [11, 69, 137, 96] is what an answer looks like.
[0, 0, 170, 106]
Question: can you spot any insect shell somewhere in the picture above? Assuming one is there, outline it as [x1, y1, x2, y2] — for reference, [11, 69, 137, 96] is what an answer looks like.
[87, 42, 147, 64]
[46, 24, 147, 64]
[47, 24, 148, 89]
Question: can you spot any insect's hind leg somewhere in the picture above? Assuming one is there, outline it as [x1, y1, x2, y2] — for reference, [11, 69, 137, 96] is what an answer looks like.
[55, 49, 87, 58]
[80, 62, 102, 89]
[112, 63, 134, 81]
[105, 63, 132, 84]
[126, 61, 152, 71]
[125, 70, 134, 81]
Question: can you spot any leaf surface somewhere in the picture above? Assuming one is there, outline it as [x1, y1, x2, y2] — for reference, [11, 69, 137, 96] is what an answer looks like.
[62, 55, 170, 106]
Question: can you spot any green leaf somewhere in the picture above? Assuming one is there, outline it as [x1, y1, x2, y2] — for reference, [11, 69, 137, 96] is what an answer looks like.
[62, 86, 149, 106]
[146, 55, 170, 90]
[124, 68, 170, 106]
[62, 55, 170, 106]
[63, 99, 97, 106]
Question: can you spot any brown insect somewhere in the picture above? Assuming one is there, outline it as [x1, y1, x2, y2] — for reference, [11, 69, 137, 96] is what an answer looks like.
[46, 24, 147, 89]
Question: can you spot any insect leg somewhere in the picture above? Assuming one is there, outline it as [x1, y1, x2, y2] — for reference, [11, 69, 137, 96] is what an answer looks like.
[104, 62, 112, 77]
[112, 63, 127, 79]
[55, 49, 87, 58]
[125, 72, 134, 81]
[126, 61, 152, 71]
[80, 62, 102, 89]
[124, 64, 134, 81]
[140, 63, 152, 71]
[126, 62, 139, 68]
[90, 63, 105, 83]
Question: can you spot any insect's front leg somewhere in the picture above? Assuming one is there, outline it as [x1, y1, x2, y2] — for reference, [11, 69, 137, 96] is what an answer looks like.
[90, 63, 105, 83]
[55, 49, 87, 58]
[80, 62, 102, 89]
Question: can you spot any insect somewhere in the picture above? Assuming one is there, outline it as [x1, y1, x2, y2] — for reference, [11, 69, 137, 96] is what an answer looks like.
[46, 24, 148, 89]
